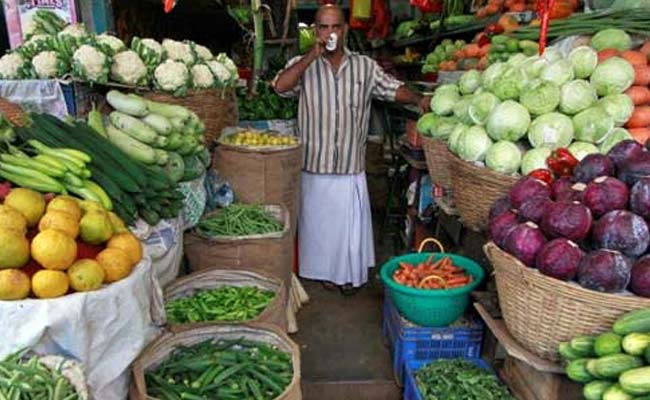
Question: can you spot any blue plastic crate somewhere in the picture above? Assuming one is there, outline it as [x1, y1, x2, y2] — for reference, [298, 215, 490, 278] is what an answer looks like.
[403, 358, 492, 400]
[382, 296, 484, 386]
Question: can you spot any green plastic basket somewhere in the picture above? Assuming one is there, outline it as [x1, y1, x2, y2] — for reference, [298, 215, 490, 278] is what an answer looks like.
[380, 239, 485, 327]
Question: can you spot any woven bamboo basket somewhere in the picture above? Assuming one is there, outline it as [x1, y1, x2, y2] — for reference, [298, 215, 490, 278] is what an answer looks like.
[143, 88, 238, 146]
[129, 323, 302, 400]
[421, 136, 452, 189]
[485, 242, 650, 362]
[0, 97, 29, 127]
[448, 154, 518, 231]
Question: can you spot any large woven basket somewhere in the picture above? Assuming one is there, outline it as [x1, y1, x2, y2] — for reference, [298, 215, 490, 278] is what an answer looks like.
[144, 88, 238, 146]
[0, 97, 29, 127]
[485, 242, 650, 362]
[421, 136, 452, 189]
[448, 154, 518, 231]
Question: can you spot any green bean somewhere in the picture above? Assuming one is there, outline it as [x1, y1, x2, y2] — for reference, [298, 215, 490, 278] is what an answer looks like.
[196, 204, 283, 237]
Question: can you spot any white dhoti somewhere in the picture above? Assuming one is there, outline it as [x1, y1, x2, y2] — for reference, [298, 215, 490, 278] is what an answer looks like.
[298, 171, 375, 287]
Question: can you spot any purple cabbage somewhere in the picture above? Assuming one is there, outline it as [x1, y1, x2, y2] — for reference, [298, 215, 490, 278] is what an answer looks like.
[489, 210, 519, 248]
[489, 196, 513, 220]
[503, 222, 548, 267]
[583, 176, 630, 218]
[631, 255, 650, 298]
[593, 210, 650, 257]
[535, 238, 584, 281]
[540, 201, 593, 242]
[519, 196, 554, 224]
[577, 249, 632, 293]
[608, 140, 645, 168]
[630, 177, 650, 220]
[510, 177, 551, 209]
[573, 154, 615, 183]
[618, 152, 650, 186]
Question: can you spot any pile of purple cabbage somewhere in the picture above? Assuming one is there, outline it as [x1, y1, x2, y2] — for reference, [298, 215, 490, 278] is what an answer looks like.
[488, 140, 650, 298]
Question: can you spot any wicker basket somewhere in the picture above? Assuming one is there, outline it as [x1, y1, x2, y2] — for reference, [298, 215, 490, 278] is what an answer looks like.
[129, 323, 302, 400]
[485, 242, 650, 362]
[143, 88, 238, 146]
[0, 97, 28, 127]
[421, 136, 452, 189]
[448, 154, 518, 231]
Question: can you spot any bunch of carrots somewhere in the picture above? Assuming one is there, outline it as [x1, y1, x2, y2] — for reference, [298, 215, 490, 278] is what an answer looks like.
[475, 0, 577, 19]
[393, 256, 473, 290]
[621, 41, 650, 143]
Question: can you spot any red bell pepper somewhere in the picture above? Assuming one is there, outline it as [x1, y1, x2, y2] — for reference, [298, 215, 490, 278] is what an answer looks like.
[537, 0, 556, 55]
[163, 0, 177, 13]
[528, 168, 554, 185]
[485, 23, 504, 35]
[546, 148, 578, 177]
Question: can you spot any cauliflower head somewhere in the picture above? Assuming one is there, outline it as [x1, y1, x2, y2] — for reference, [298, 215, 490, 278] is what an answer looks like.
[154, 59, 189, 96]
[193, 44, 213, 61]
[162, 39, 195, 65]
[110, 50, 148, 86]
[72, 44, 110, 84]
[0, 53, 28, 79]
[18, 34, 54, 58]
[131, 37, 166, 70]
[32, 50, 69, 78]
[191, 64, 215, 88]
[206, 60, 232, 84]
[216, 53, 239, 80]
[96, 33, 126, 55]
[58, 23, 88, 39]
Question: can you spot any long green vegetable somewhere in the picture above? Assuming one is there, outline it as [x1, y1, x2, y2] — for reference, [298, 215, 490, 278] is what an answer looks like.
[0, 351, 79, 400]
[196, 204, 283, 238]
[510, 9, 650, 41]
[415, 359, 514, 400]
[145, 338, 293, 400]
[166, 286, 275, 324]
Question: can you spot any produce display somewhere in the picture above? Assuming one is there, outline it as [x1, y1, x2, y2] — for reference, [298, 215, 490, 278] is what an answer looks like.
[0, 14, 238, 96]
[418, 28, 640, 178]
[0, 350, 82, 399]
[560, 308, 650, 400]
[145, 338, 293, 399]
[488, 139, 650, 297]
[196, 204, 283, 238]
[475, 0, 579, 18]
[0, 188, 143, 300]
[221, 129, 298, 148]
[392, 256, 474, 289]
[166, 286, 276, 324]
[414, 358, 514, 399]
[237, 82, 298, 121]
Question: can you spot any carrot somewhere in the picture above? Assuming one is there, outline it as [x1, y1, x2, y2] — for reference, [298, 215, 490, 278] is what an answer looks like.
[634, 65, 650, 86]
[453, 49, 465, 60]
[626, 86, 650, 106]
[465, 44, 480, 58]
[630, 128, 650, 145]
[622, 51, 648, 67]
[639, 41, 650, 58]
[476, 7, 489, 18]
[598, 49, 620, 63]
[627, 106, 650, 129]
[510, 3, 526, 11]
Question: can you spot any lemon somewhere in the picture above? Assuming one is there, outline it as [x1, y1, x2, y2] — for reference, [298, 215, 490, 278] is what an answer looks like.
[97, 248, 133, 283]
[4, 188, 45, 227]
[0, 205, 28, 234]
[0, 229, 30, 269]
[32, 270, 69, 299]
[47, 195, 82, 221]
[39, 210, 80, 238]
[107, 233, 143, 266]
[0, 269, 30, 300]
[67, 259, 105, 292]
[31, 229, 77, 270]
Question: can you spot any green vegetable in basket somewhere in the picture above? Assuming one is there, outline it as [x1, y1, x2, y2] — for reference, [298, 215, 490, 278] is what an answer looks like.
[165, 286, 276, 324]
[196, 203, 283, 237]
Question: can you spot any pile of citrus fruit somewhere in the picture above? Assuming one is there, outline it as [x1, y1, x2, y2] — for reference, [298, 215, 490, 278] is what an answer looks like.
[0, 188, 143, 300]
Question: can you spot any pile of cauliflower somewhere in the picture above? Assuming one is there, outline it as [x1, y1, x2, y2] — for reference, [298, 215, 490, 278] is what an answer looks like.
[0, 21, 239, 96]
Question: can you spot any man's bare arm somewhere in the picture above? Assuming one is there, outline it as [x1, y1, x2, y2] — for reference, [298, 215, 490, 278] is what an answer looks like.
[274, 41, 324, 94]
[395, 86, 431, 113]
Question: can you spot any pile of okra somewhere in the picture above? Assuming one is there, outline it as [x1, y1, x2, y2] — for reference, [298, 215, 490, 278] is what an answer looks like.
[0, 352, 79, 400]
[145, 338, 293, 400]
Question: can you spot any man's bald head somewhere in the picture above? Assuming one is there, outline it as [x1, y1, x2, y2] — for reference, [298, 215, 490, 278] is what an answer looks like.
[315, 4, 345, 25]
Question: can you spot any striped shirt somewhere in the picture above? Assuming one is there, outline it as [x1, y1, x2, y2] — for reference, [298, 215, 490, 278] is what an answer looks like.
[273, 49, 403, 174]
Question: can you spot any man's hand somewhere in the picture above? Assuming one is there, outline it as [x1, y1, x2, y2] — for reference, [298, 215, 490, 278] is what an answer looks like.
[306, 39, 326, 62]
[419, 95, 431, 114]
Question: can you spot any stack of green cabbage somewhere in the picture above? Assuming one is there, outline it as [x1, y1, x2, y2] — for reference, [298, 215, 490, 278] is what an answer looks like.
[0, 20, 238, 97]
[417, 28, 637, 176]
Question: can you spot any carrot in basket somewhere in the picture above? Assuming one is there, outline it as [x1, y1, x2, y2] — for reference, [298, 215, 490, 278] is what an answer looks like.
[634, 65, 650, 86]
[627, 106, 650, 129]
[626, 86, 650, 106]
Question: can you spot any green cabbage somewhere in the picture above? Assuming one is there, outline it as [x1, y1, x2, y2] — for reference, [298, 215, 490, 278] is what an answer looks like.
[573, 106, 614, 143]
[559, 79, 597, 115]
[527, 112, 575, 149]
[541, 59, 574, 87]
[459, 69, 481, 95]
[492, 66, 528, 100]
[485, 141, 523, 174]
[507, 53, 528, 67]
[416, 113, 437, 136]
[468, 92, 500, 125]
[521, 147, 551, 175]
[590, 57, 635, 96]
[457, 126, 493, 162]
[542, 47, 563, 63]
[568, 141, 600, 161]
[520, 79, 560, 115]
[448, 123, 468, 154]
[453, 96, 474, 125]
[481, 62, 508, 91]
[521, 56, 548, 79]
[430, 84, 460, 116]
[597, 94, 634, 126]
[599, 127, 633, 154]
[591, 29, 632, 52]
[486, 100, 531, 142]
[568, 46, 598, 79]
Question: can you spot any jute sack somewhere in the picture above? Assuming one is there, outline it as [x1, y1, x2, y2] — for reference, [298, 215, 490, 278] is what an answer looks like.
[164, 269, 288, 331]
[129, 323, 302, 400]
[184, 204, 293, 293]
[212, 131, 302, 235]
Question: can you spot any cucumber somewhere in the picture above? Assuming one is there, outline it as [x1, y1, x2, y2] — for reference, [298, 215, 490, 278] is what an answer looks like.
[559, 342, 583, 361]
[622, 333, 650, 356]
[164, 153, 185, 183]
[154, 149, 169, 166]
[593, 354, 644, 379]
[619, 367, 650, 396]
[595, 332, 623, 357]
[110, 111, 159, 144]
[145, 100, 190, 121]
[566, 358, 595, 383]
[571, 336, 596, 357]
[583, 380, 615, 400]
[164, 132, 184, 151]
[603, 384, 633, 400]
[106, 90, 148, 117]
[587, 359, 604, 379]
[142, 114, 173, 135]
[106, 123, 157, 165]
[614, 309, 650, 335]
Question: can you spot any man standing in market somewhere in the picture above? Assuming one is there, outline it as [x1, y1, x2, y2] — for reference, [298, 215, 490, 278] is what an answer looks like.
[273, 4, 430, 294]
